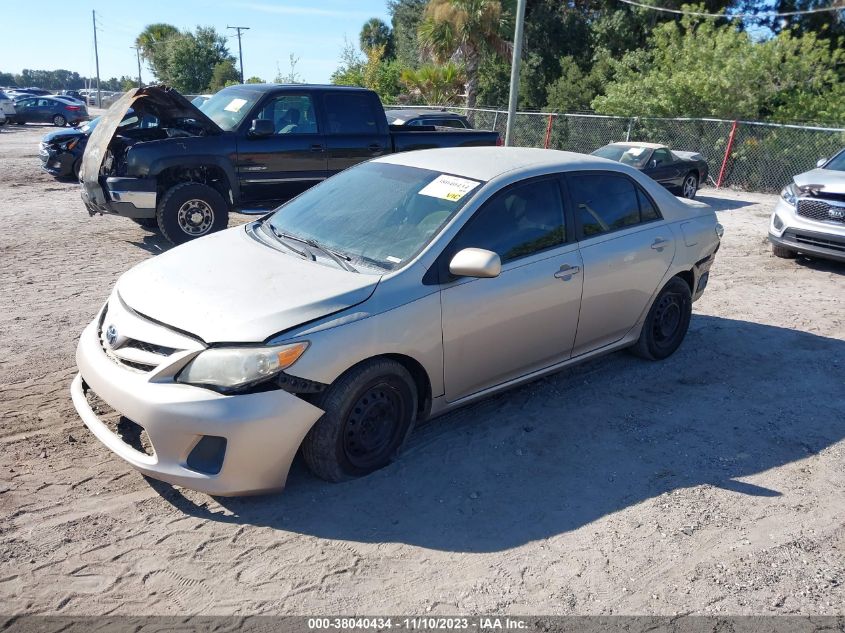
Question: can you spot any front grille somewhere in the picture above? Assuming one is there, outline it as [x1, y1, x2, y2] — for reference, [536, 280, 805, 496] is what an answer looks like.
[98, 331, 179, 373]
[796, 198, 845, 224]
[123, 339, 177, 357]
[84, 386, 155, 456]
[784, 230, 845, 254]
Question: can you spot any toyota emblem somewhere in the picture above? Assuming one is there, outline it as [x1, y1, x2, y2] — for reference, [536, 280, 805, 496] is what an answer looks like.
[105, 325, 118, 347]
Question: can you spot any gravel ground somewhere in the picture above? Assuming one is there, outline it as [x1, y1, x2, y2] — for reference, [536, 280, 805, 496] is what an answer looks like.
[0, 123, 843, 616]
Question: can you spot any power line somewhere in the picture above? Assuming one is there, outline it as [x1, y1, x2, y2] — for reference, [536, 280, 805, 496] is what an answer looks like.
[618, 0, 845, 18]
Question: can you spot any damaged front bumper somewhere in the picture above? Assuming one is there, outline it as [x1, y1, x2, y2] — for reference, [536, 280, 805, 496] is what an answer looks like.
[81, 176, 157, 219]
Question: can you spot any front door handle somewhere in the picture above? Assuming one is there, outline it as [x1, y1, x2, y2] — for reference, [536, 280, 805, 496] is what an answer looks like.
[368, 143, 383, 152]
[554, 264, 581, 280]
[310, 144, 324, 152]
[651, 238, 670, 251]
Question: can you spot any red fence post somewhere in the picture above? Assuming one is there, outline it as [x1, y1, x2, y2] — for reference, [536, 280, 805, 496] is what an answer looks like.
[716, 120, 739, 188]
[543, 113, 555, 149]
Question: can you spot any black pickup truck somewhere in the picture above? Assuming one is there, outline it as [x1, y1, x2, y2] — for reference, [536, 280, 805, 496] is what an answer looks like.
[80, 84, 500, 244]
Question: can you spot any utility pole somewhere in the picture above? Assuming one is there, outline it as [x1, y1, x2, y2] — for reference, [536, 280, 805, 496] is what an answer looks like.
[131, 46, 142, 88]
[227, 26, 250, 83]
[92, 10, 102, 108]
[504, 0, 527, 147]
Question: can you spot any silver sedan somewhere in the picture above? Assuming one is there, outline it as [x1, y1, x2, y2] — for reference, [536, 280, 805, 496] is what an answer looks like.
[71, 147, 722, 495]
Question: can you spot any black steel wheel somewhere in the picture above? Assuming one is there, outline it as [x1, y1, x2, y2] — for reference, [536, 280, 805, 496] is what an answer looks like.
[302, 359, 418, 482]
[631, 276, 692, 360]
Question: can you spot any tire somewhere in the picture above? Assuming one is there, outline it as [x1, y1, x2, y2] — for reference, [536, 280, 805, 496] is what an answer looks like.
[771, 243, 796, 259]
[53, 114, 67, 127]
[681, 172, 698, 199]
[131, 217, 158, 228]
[631, 276, 692, 361]
[72, 159, 81, 181]
[302, 359, 418, 482]
[156, 182, 229, 245]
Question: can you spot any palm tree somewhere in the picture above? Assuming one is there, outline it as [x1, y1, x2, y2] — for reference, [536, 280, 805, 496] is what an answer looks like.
[400, 63, 467, 105]
[360, 18, 394, 58]
[417, 0, 512, 109]
[135, 23, 180, 60]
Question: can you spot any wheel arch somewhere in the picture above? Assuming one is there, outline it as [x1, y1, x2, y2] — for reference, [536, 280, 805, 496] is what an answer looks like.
[673, 269, 695, 294]
[151, 156, 239, 206]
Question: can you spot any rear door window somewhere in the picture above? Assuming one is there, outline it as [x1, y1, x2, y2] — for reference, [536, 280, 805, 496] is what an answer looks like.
[323, 92, 381, 135]
[567, 173, 661, 238]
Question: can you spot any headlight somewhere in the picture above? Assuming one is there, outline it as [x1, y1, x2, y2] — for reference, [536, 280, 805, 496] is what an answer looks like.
[780, 182, 798, 206]
[177, 342, 308, 390]
[715, 223, 724, 238]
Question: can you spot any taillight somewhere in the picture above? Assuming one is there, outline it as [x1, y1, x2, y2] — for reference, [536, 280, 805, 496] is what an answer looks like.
[495, 135, 504, 147]
[65, 105, 81, 111]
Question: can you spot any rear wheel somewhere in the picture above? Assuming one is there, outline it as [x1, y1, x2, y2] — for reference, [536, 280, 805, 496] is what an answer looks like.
[631, 277, 692, 361]
[302, 359, 418, 482]
[772, 243, 796, 259]
[156, 182, 229, 245]
[52, 114, 67, 127]
[681, 172, 698, 199]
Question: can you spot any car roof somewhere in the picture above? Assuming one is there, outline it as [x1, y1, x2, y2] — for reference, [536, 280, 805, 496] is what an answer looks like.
[375, 147, 627, 181]
[384, 109, 467, 119]
[607, 141, 667, 150]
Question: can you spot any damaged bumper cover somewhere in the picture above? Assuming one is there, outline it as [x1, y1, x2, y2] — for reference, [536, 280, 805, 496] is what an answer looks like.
[81, 176, 158, 218]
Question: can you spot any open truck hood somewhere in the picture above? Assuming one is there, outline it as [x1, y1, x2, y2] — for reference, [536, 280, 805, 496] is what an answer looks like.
[80, 86, 222, 206]
[115, 225, 380, 343]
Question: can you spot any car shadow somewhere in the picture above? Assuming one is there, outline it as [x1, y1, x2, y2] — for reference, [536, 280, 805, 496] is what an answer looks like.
[147, 315, 845, 553]
[792, 255, 845, 275]
[695, 194, 757, 212]
[125, 231, 172, 256]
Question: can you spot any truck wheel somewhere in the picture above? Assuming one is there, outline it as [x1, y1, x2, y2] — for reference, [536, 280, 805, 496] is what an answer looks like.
[302, 359, 418, 482]
[630, 277, 692, 361]
[156, 182, 228, 245]
[771, 243, 796, 259]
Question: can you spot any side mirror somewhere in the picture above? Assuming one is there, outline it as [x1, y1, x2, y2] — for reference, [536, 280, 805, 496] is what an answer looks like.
[449, 248, 501, 279]
[649, 159, 658, 169]
[817, 157, 828, 168]
[248, 119, 274, 138]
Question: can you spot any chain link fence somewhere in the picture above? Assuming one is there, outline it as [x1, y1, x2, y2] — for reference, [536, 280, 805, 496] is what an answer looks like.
[391, 105, 845, 193]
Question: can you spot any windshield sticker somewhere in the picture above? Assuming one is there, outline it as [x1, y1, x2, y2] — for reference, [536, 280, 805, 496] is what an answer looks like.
[419, 174, 480, 202]
[385, 255, 402, 264]
[223, 98, 248, 113]
[628, 147, 648, 156]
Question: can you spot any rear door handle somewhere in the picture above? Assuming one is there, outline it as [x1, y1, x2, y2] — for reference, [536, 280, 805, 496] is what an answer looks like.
[368, 143, 383, 152]
[310, 144, 324, 152]
[554, 264, 581, 280]
[651, 238, 670, 250]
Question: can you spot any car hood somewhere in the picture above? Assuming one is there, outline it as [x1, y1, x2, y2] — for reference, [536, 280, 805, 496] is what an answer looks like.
[115, 226, 380, 343]
[81, 86, 222, 205]
[41, 127, 86, 144]
[794, 168, 845, 195]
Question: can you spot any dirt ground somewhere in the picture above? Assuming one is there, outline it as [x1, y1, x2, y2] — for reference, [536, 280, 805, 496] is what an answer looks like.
[0, 123, 843, 616]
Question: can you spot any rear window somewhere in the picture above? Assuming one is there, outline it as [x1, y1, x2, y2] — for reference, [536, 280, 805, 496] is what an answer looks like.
[323, 93, 382, 135]
[568, 173, 661, 237]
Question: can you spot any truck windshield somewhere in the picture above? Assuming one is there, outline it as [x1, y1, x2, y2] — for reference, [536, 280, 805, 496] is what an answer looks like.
[198, 89, 259, 132]
[267, 162, 483, 271]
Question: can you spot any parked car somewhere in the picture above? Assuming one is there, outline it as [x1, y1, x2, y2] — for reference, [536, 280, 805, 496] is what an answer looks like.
[59, 89, 84, 101]
[70, 146, 722, 495]
[768, 150, 845, 263]
[0, 110, 5, 127]
[80, 84, 500, 245]
[191, 94, 212, 107]
[13, 95, 88, 126]
[53, 94, 87, 107]
[39, 110, 159, 179]
[0, 90, 15, 124]
[591, 142, 709, 200]
[385, 108, 473, 129]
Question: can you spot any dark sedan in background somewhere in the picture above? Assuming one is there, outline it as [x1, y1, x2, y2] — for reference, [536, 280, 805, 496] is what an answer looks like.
[385, 108, 473, 129]
[13, 95, 88, 127]
[592, 142, 709, 199]
[40, 110, 158, 179]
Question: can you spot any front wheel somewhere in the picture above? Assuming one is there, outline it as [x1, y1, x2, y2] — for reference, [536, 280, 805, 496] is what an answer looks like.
[302, 359, 418, 482]
[631, 277, 692, 361]
[156, 182, 229, 245]
[681, 173, 698, 199]
[53, 114, 67, 127]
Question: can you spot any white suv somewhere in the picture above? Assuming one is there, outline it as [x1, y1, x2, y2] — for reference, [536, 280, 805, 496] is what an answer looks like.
[0, 90, 16, 124]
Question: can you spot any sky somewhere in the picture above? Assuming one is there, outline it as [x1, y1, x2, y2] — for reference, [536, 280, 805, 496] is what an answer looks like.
[0, 0, 392, 85]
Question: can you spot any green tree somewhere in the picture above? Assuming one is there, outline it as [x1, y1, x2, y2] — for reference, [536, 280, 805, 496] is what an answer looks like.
[592, 15, 845, 123]
[360, 18, 395, 58]
[400, 62, 466, 105]
[245, 76, 265, 84]
[135, 23, 180, 81]
[209, 61, 241, 91]
[417, 0, 513, 109]
[389, 0, 429, 66]
[157, 27, 234, 93]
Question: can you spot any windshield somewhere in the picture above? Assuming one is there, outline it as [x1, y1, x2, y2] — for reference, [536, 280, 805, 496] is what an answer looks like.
[824, 149, 845, 171]
[267, 162, 482, 271]
[198, 88, 259, 131]
[592, 144, 651, 168]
